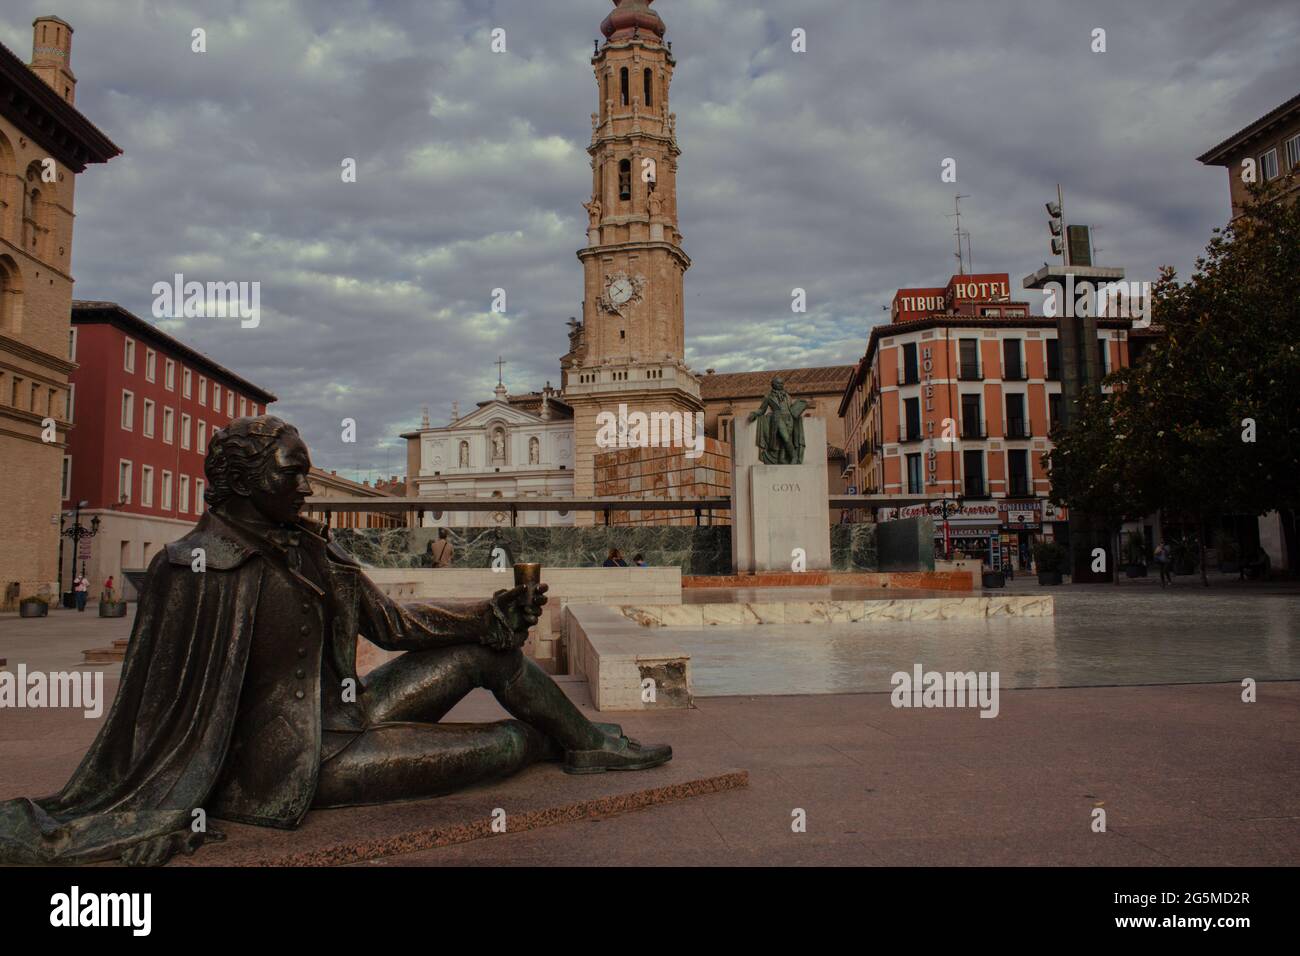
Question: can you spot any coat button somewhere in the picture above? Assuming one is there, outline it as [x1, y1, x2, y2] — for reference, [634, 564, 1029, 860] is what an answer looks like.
[295, 668, 305, 679]
[299, 624, 309, 635]
[301, 603, 310, 614]
[294, 690, 305, 700]
[298, 647, 307, 657]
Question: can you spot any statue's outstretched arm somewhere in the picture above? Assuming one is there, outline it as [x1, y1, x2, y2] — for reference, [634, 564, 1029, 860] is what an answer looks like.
[357, 574, 538, 652]
[358, 572, 493, 650]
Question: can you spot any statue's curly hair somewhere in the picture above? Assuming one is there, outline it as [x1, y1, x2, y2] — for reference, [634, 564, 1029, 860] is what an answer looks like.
[204, 415, 300, 509]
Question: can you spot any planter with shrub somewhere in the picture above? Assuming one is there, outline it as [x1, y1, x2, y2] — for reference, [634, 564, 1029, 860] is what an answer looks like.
[1033, 540, 1067, 586]
[99, 599, 128, 618]
[18, 595, 49, 618]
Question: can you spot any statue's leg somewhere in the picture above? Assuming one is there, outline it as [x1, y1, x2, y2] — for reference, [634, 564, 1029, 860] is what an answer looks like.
[773, 417, 793, 463]
[363, 644, 608, 751]
[312, 719, 549, 807]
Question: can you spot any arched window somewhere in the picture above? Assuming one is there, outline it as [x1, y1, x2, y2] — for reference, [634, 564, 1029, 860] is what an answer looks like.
[0, 132, 15, 238]
[23, 186, 40, 252]
[618, 159, 632, 201]
[644, 69, 653, 107]
[0, 255, 22, 333]
[22, 161, 51, 259]
[620, 67, 629, 106]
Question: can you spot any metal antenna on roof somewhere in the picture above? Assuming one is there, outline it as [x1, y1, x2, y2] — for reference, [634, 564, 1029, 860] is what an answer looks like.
[947, 194, 971, 274]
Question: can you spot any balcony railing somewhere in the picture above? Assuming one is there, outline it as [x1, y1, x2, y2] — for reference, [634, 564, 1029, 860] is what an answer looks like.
[1008, 476, 1032, 497]
[1003, 364, 1026, 381]
[899, 423, 925, 444]
[1046, 364, 1061, 382]
[1005, 418, 1030, 439]
[957, 363, 983, 381]
[901, 369, 921, 385]
[960, 419, 986, 440]
[963, 477, 987, 498]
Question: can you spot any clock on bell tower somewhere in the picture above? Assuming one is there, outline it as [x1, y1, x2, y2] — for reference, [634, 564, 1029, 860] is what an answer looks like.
[563, 0, 703, 519]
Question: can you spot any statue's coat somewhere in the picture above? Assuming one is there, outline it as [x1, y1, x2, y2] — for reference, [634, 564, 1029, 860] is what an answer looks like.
[0, 511, 488, 865]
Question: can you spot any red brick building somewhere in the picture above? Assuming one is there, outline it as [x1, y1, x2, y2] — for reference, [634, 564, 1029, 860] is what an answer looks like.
[63, 301, 276, 597]
[840, 272, 1134, 565]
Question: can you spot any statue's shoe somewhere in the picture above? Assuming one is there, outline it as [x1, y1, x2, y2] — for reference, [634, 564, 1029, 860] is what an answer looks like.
[542, 723, 624, 762]
[563, 735, 672, 774]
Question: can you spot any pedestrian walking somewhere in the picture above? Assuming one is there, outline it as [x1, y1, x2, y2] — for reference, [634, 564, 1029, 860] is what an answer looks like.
[1154, 542, 1172, 587]
[73, 568, 89, 612]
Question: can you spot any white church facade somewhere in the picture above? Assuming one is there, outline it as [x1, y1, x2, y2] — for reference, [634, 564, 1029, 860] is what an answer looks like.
[404, 383, 576, 527]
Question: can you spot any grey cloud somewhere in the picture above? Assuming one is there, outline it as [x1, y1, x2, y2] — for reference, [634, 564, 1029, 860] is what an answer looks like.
[1, 0, 1294, 479]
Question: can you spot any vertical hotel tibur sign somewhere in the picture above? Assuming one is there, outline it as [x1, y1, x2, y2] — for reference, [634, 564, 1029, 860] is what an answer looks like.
[922, 346, 938, 488]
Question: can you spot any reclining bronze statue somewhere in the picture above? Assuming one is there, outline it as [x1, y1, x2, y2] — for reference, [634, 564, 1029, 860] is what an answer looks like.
[0, 415, 670, 866]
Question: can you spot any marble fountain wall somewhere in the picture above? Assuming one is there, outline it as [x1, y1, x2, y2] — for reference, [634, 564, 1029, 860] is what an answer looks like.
[330, 523, 891, 575]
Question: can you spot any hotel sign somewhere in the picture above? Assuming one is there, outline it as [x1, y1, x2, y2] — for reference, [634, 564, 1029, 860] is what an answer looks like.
[892, 273, 1012, 323]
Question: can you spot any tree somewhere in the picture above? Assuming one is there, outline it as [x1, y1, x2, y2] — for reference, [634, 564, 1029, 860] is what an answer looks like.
[1046, 171, 1300, 585]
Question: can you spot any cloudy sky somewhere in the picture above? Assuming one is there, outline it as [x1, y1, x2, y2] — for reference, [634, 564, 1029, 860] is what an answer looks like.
[3, 0, 1296, 479]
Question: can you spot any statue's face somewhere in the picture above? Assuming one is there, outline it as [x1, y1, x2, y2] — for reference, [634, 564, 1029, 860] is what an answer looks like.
[772, 378, 785, 393]
[244, 433, 313, 524]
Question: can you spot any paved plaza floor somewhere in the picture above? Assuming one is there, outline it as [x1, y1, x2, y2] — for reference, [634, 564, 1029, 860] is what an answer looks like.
[2, 583, 1297, 866]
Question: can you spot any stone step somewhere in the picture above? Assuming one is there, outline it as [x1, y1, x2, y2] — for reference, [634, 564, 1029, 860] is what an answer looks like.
[81, 646, 126, 664]
[174, 761, 747, 867]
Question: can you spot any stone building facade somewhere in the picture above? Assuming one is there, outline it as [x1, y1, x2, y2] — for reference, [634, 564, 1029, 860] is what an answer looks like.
[839, 272, 1134, 565]
[1197, 91, 1300, 220]
[403, 383, 576, 527]
[303, 468, 408, 530]
[0, 18, 118, 607]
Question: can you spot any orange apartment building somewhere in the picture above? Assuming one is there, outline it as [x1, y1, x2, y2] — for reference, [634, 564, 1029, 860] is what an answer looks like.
[840, 272, 1134, 565]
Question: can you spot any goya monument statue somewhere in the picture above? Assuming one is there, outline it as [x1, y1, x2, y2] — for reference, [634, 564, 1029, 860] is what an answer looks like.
[0, 416, 670, 866]
[747, 377, 810, 465]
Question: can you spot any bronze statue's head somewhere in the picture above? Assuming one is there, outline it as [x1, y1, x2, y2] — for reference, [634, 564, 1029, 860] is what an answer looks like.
[771, 377, 785, 392]
[205, 415, 313, 524]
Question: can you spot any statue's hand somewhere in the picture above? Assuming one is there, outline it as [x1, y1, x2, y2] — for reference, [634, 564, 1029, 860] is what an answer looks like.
[483, 584, 548, 651]
[120, 826, 225, 867]
[746, 410, 761, 422]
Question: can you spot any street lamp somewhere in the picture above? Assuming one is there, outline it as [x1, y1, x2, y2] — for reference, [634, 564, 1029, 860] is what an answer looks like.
[58, 500, 100, 605]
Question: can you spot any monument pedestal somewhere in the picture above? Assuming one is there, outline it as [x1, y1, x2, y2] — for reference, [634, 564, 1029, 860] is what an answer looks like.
[731, 418, 831, 573]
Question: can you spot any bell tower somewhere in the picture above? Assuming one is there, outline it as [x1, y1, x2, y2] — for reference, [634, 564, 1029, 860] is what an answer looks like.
[565, 0, 702, 517]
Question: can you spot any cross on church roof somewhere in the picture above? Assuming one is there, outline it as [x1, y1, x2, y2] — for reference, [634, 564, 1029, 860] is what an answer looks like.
[495, 356, 506, 386]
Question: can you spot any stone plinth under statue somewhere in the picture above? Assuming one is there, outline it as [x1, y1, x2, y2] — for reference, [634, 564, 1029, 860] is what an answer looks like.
[731, 416, 831, 573]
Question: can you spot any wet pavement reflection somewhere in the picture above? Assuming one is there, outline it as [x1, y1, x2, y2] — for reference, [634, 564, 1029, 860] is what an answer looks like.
[675, 591, 1300, 697]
